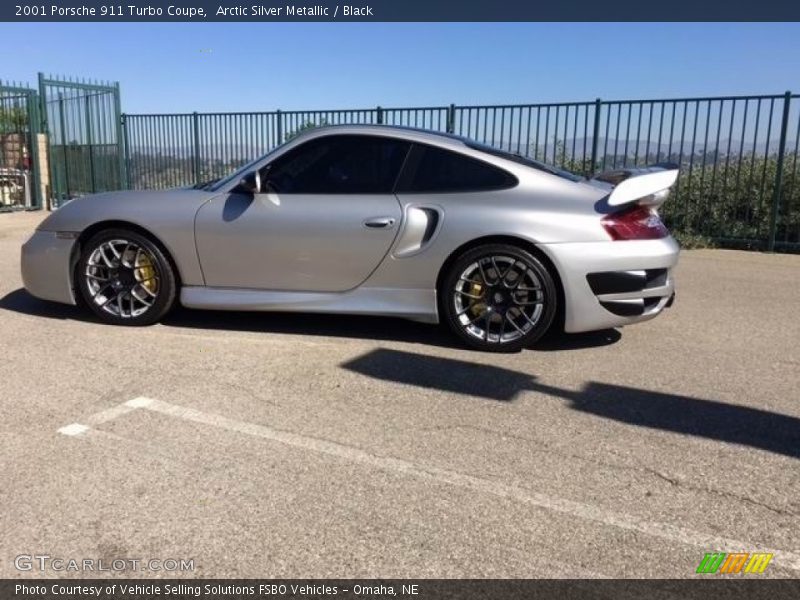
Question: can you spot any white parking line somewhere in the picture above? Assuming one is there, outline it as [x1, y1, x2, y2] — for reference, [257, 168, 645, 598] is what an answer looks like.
[56, 398, 146, 436]
[56, 423, 89, 436]
[60, 396, 800, 573]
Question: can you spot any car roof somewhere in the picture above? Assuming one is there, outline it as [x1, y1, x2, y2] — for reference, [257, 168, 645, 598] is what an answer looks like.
[208, 122, 584, 192]
[270, 123, 584, 186]
[295, 123, 469, 148]
[296, 123, 585, 183]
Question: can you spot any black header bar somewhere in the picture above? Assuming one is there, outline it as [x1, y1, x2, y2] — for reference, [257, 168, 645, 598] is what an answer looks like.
[3, 0, 800, 22]
[4, 579, 800, 600]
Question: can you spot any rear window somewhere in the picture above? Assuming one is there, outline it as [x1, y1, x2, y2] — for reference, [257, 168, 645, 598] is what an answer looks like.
[464, 140, 584, 182]
[396, 144, 517, 193]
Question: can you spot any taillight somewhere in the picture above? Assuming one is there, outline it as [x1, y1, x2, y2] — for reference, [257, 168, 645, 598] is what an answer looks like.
[601, 205, 669, 241]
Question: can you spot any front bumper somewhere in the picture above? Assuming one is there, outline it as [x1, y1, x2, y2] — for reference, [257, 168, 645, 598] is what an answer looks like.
[21, 230, 77, 305]
[541, 236, 679, 333]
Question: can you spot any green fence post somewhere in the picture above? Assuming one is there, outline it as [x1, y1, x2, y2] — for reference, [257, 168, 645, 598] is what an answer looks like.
[590, 98, 601, 175]
[57, 93, 71, 203]
[121, 113, 131, 189]
[276, 109, 283, 144]
[376, 106, 383, 125]
[84, 97, 96, 193]
[113, 81, 126, 190]
[192, 111, 200, 185]
[767, 91, 791, 252]
[37, 72, 54, 209]
[26, 89, 43, 209]
[446, 104, 456, 134]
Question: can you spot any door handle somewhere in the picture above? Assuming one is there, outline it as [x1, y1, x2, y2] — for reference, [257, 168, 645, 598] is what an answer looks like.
[363, 217, 396, 229]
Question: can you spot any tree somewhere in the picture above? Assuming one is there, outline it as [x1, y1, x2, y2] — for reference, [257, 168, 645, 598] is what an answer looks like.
[0, 106, 28, 131]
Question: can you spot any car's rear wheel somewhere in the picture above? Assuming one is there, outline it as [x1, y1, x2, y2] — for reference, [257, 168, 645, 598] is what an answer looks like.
[77, 228, 176, 326]
[440, 244, 557, 352]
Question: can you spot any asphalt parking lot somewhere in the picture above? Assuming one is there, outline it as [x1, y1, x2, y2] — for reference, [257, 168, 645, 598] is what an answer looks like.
[0, 210, 798, 579]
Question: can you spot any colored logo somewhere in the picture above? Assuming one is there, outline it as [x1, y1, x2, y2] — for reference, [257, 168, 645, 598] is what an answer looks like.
[696, 552, 773, 574]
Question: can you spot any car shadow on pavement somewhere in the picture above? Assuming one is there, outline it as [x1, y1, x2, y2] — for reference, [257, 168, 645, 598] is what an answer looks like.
[0, 287, 621, 352]
[162, 307, 622, 352]
[0, 288, 92, 321]
[342, 348, 800, 460]
[163, 306, 463, 349]
[343, 346, 538, 401]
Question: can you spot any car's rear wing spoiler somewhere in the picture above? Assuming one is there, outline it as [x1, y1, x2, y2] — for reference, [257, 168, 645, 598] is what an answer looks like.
[592, 163, 680, 208]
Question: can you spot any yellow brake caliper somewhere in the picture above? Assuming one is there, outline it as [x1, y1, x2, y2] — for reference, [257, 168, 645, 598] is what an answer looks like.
[469, 279, 486, 317]
[135, 252, 157, 294]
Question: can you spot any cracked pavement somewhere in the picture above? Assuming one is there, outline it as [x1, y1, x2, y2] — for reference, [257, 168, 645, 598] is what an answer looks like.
[1, 211, 798, 578]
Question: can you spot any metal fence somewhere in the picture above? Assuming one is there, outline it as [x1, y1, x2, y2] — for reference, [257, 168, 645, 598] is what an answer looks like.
[121, 93, 800, 251]
[38, 74, 124, 207]
[0, 81, 43, 210]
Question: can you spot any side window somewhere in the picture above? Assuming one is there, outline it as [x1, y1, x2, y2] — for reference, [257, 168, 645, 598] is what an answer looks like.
[397, 144, 517, 193]
[262, 135, 410, 194]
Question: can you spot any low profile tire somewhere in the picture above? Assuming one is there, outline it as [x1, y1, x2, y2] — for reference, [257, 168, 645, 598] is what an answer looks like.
[77, 228, 177, 326]
[440, 244, 557, 352]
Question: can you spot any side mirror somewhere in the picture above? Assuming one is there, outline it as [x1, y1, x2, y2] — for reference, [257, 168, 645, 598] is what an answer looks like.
[236, 170, 261, 195]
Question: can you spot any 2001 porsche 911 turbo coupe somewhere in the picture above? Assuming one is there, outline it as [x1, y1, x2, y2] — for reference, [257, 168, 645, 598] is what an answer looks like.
[22, 125, 680, 351]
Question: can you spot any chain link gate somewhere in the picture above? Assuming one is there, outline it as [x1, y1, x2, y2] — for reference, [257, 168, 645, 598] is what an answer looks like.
[38, 74, 125, 208]
[0, 81, 43, 211]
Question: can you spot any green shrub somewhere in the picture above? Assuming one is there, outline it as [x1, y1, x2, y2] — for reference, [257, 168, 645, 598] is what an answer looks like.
[671, 231, 717, 249]
[550, 141, 800, 248]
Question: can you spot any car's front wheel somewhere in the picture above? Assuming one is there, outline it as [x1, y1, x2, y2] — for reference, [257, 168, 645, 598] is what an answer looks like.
[77, 228, 177, 326]
[440, 244, 557, 352]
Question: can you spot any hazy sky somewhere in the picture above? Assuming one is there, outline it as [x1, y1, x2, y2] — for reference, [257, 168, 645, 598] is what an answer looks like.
[2, 22, 799, 113]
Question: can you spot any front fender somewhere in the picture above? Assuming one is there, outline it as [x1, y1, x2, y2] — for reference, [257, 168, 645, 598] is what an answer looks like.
[37, 190, 214, 286]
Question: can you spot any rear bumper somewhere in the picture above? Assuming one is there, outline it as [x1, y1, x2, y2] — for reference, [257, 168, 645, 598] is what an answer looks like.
[541, 236, 679, 333]
[21, 230, 77, 305]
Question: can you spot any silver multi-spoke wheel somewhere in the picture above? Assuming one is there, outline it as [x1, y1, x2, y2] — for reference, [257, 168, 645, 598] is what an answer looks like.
[453, 254, 545, 345]
[85, 239, 160, 319]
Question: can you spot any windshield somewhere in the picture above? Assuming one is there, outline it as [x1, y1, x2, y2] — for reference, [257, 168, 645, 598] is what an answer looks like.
[463, 140, 584, 182]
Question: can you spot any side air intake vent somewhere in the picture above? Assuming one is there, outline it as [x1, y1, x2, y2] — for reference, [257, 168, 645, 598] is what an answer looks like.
[393, 206, 442, 257]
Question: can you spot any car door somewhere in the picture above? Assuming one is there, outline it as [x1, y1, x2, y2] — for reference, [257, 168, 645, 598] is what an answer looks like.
[194, 134, 410, 292]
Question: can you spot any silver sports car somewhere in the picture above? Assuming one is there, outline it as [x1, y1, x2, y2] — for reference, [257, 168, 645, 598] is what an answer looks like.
[22, 125, 679, 351]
